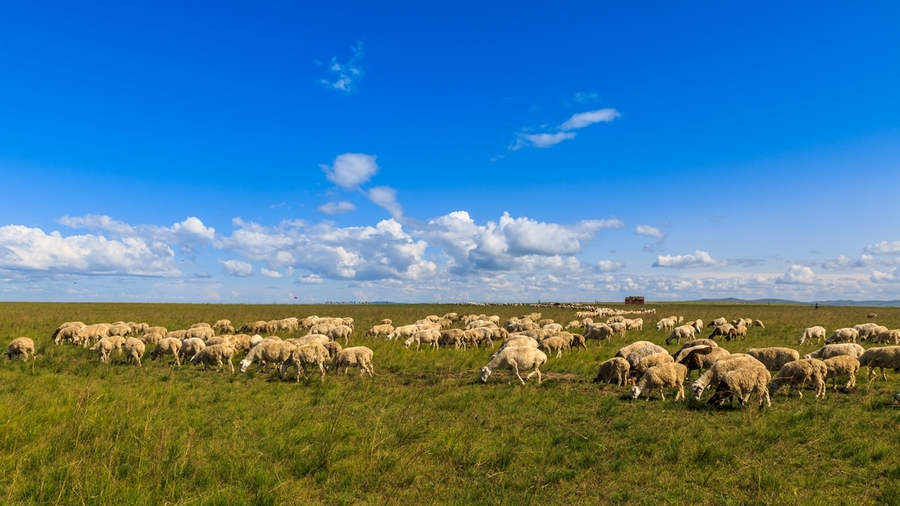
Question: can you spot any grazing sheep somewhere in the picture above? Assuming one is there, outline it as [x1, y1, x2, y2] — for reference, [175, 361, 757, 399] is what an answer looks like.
[608, 322, 628, 337]
[365, 324, 395, 339]
[190, 343, 236, 374]
[867, 313, 877, 319]
[185, 326, 215, 341]
[6, 337, 35, 361]
[825, 328, 860, 344]
[625, 344, 668, 370]
[380, 318, 393, 325]
[708, 317, 728, 327]
[404, 328, 440, 350]
[607, 316, 625, 324]
[180, 338, 206, 363]
[141, 332, 164, 346]
[584, 323, 614, 341]
[190, 322, 211, 329]
[666, 324, 696, 346]
[228, 334, 254, 352]
[631, 363, 688, 401]
[77, 324, 111, 347]
[122, 337, 145, 367]
[90, 338, 116, 364]
[480, 346, 547, 385]
[213, 319, 235, 335]
[167, 330, 188, 340]
[746, 347, 800, 372]
[439, 329, 467, 349]
[677, 346, 729, 380]
[326, 324, 353, 344]
[874, 329, 900, 345]
[707, 366, 772, 408]
[857, 346, 900, 382]
[565, 320, 582, 330]
[626, 318, 644, 331]
[753, 320, 766, 329]
[150, 338, 183, 366]
[593, 357, 631, 386]
[633, 352, 675, 377]
[691, 354, 765, 400]
[332, 346, 375, 376]
[322, 341, 342, 359]
[146, 326, 167, 337]
[107, 322, 133, 338]
[539, 336, 570, 358]
[803, 343, 865, 360]
[293, 334, 330, 347]
[279, 343, 330, 381]
[769, 359, 827, 398]
[725, 324, 748, 341]
[616, 341, 656, 359]
[52, 322, 85, 345]
[798, 326, 827, 345]
[386, 324, 419, 341]
[823, 355, 859, 389]
[238, 321, 271, 335]
[656, 317, 677, 331]
[239, 340, 297, 373]
[708, 324, 735, 340]
[691, 320, 704, 334]
[679, 339, 718, 351]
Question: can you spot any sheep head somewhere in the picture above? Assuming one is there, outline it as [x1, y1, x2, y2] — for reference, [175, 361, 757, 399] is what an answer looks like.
[480, 366, 492, 382]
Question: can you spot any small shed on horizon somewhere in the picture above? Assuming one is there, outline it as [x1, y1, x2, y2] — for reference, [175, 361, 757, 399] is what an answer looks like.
[625, 296, 645, 305]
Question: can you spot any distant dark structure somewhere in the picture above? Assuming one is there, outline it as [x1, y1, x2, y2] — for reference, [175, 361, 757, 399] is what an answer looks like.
[625, 296, 645, 305]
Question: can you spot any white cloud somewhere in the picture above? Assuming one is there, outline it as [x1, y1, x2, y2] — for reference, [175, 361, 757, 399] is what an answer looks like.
[597, 260, 626, 272]
[510, 132, 576, 150]
[0, 224, 180, 277]
[559, 108, 621, 131]
[220, 259, 252, 277]
[297, 274, 324, 284]
[320, 153, 379, 190]
[318, 201, 357, 214]
[653, 250, 726, 269]
[260, 268, 282, 278]
[865, 241, 900, 255]
[571, 92, 598, 103]
[368, 186, 403, 219]
[318, 41, 364, 93]
[635, 225, 665, 240]
[59, 214, 215, 257]
[821, 254, 876, 271]
[777, 265, 816, 284]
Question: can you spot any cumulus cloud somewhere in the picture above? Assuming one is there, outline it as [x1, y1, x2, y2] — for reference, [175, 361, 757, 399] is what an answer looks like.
[653, 250, 726, 269]
[318, 41, 364, 93]
[297, 274, 324, 284]
[59, 214, 215, 257]
[318, 201, 356, 214]
[871, 268, 900, 284]
[368, 186, 403, 219]
[597, 260, 626, 272]
[821, 254, 875, 271]
[320, 153, 379, 190]
[635, 225, 665, 240]
[510, 132, 576, 150]
[865, 241, 900, 255]
[558, 108, 621, 131]
[777, 265, 816, 284]
[220, 259, 252, 277]
[260, 268, 282, 278]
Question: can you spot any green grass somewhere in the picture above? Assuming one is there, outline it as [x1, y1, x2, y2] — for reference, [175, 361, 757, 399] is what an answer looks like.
[1, 301, 900, 504]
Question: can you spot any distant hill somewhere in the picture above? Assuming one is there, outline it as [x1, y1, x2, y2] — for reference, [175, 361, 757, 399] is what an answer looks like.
[695, 298, 900, 307]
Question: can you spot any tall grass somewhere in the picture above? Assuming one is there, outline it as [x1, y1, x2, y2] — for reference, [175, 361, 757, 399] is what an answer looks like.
[0, 301, 899, 504]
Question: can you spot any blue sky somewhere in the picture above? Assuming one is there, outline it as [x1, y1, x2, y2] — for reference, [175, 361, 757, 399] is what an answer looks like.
[1, 2, 899, 303]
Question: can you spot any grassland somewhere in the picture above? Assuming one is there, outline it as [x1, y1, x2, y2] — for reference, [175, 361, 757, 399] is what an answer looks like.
[2, 301, 900, 505]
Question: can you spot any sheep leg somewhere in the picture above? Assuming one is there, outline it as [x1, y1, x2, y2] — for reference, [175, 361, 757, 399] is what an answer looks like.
[512, 363, 526, 385]
[525, 367, 541, 384]
[675, 384, 685, 401]
[318, 362, 326, 380]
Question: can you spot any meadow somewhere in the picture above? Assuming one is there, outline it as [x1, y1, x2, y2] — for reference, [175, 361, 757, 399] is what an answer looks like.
[2, 301, 900, 505]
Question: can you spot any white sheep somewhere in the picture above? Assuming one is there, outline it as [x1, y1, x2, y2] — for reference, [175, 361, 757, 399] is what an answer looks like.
[707, 366, 771, 408]
[326, 324, 353, 344]
[631, 363, 688, 401]
[624, 344, 668, 370]
[615, 341, 656, 359]
[6, 337, 35, 361]
[822, 355, 859, 389]
[141, 332, 164, 346]
[633, 351, 675, 377]
[857, 346, 900, 382]
[77, 324, 111, 347]
[593, 357, 631, 386]
[190, 343, 236, 373]
[52, 321, 85, 345]
[746, 347, 800, 372]
[565, 320, 582, 330]
[691, 354, 765, 400]
[123, 337, 146, 367]
[91, 337, 123, 363]
[331, 346, 375, 376]
[365, 324, 395, 339]
[404, 328, 440, 350]
[539, 336, 570, 359]
[150, 337, 183, 366]
[856, 323, 886, 342]
[825, 328, 859, 344]
[874, 329, 900, 345]
[753, 320, 766, 329]
[279, 343, 330, 381]
[798, 326, 827, 345]
[665, 324, 696, 346]
[803, 343, 865, 360]
[678, 346, 732, 380]
[240, 340, 296, 373]
[180, 337, 206, 363]
[480, 346, 547, 385]
[167, 330, 188, 340]
[769, 359, 827, 398]
[439, 329, 467, 349]
[386, 324, 419, 341]
[709, 317, 728, 327]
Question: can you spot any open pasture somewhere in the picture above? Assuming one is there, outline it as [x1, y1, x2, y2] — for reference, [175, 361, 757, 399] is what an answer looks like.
[3, 301, 900, 505]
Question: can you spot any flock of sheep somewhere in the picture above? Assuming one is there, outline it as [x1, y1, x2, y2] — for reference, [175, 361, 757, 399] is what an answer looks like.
[5, 307, 900, 408]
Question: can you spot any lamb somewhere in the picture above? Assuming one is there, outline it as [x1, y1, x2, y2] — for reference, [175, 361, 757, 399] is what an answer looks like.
[539, 336, 570, 358]
[624, 344, 668, 370]
[180, 338, 206, 362]
[365, 324, 394, 339]
[593, 357, 631, 386]
[746, 347, 800, 371]
[825, 328, 859, 344]
[480, 346, 547, 385]
[331, 346, 375, 376]
[823, 355, 859, 389]
[239, 340, 297, 373]
[633, 352, 675, 377]
[91, 336, 126, 363]
[326, 324, 353, 344]
[279, 343, 330, 381]
[190, 343, 236, 374]
[665, 324, 696, 346]
[630, 363, 688, 401]
[691, 354, 765, 400]
[150, 337, 183, 366]
[798, 326, 826, 345]
[769, 359, 827, 398]
[707, 366, 771, 408]
[803, 343, 865, 360]
[857, 346, 900, 382]
[122, 337, 146, 367]
[6, 337, 35, 361]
